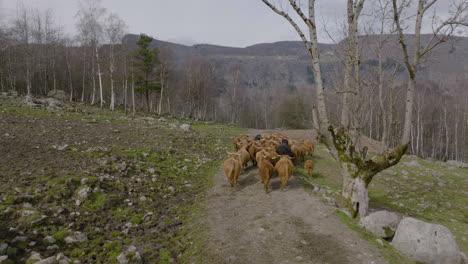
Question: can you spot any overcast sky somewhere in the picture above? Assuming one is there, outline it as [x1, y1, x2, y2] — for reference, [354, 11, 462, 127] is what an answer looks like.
[0, 0, 459, 47]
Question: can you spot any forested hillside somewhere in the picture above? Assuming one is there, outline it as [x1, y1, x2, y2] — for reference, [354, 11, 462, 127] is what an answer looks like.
[0, 4, 466, 162]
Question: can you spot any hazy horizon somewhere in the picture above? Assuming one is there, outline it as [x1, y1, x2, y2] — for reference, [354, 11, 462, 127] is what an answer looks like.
[1, 0, 462, 48]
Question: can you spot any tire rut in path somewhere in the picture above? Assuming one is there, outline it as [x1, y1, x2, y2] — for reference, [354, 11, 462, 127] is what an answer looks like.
[202, 165, 389, 264]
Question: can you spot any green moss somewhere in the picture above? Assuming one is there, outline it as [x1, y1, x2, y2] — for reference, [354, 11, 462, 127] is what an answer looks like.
[53, 230, 70, 242]
[70, 248, 85, 258]
[6, 246, 17, 257]
[113, 208, 130, 220]
[15, 240, 27, 250]
[111, 231, 121, 237]
[129, 214, 143, 225]
[159, 248, 172, 262]
[3, 196, 15, 205]
[26, 259, 41, 264]
[83, 193, 108, 211]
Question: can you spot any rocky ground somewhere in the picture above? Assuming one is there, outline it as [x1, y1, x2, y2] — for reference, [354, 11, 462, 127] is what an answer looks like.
[1, 94, 466, 264]
[0, 95, 244, 263]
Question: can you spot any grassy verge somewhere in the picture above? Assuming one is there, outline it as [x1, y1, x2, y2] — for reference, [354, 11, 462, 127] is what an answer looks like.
[296, 144, 467, 255]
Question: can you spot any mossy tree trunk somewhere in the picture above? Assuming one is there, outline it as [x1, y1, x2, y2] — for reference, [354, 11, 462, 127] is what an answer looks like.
[325, 126, 407, 218]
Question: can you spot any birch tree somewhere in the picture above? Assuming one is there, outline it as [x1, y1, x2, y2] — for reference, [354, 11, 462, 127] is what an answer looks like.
[157, 45, 172, 115]
[392, 0, 468, 145]
[260, 0, 407, 218]
[12, 3, 33, 101]
[340, 0, 365, 130]
[105, 13, 127, 111]
[76, 0, 106, 107]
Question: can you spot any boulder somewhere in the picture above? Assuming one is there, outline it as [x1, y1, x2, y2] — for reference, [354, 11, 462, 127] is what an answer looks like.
[37, 98, 63, 107]
[180, 124, 191, 131]
[359, 210, 401, 238]
[8, 90, 18, 97]
[64, 232, 87, 244]
[75, 187, 91, 206]
[27, 251, 43, 263]
[393, 217, 461, 264]
[43, 236, 56, 245]
[446, 160, 468, 169]
[117, 246, 142, 264]
[56, 253, 70, 264]
[0, 244, 7, 255]
[47, 90, 67, 100]
[0, 256, 8, 264]
[461, 253, 468, 264]
[35, 256, 57, 264]
[404, 160, 421, 167]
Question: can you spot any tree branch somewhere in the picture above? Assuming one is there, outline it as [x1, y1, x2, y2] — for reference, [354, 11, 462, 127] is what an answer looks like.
[392, 0, 414, 78]
[288, 0, 315, 28]
[423, 0, 438, 12]
[260, 0, 313, 55]
[420, 2, 468, 57]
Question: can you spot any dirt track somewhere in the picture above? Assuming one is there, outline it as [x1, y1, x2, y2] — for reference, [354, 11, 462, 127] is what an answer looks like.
[201, 130, 388, 264]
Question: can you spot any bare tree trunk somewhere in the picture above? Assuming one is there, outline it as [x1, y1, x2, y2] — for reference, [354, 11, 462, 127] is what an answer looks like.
[444, 105, 449, 160]
[312, 105, 320, 131]
[81, 52, 86, 102]
[378, 46, 388, 152]
[416, 101, 421, 155]
[25, 56, 32, 102]
[131, 71, 135, 117]
[454, 105, 459, 160]
[109, 59, 115, 111]
[167, 94, 170, 114]
[67, 55, 73, 101]
[91, 59, 96, 105]
[96, 46, 104, 109]
[158, 64, 165, 115]
[124, 78, 128, 115]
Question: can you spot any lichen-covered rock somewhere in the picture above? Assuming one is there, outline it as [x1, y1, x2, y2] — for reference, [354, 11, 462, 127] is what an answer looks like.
[47, 90, 67, 100]
[26, 251, 42, 263]
[404, 160, 421, 167]
[460, 252, 468, 264]
[43, 236, 56, 245]
[393, 217, 461, 264]
[359, 210, 401, 238]
[0, 256, 9, 264]
[75, 187, 91, 206]
[56, 252, 70, 264]
[446, 160, 468, 168]
[35, 256, 57, 264]
[0, 244, 7, 255]
[64, 232, 87, 244]
[117, 246, 142, 264]
[180, 124, 191, 131]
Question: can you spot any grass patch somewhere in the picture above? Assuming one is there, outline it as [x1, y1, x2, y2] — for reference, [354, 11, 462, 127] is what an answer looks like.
[307, 145, 468, 254]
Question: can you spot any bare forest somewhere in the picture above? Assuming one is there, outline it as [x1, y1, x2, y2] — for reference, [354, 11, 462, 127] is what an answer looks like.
[0, 1, 467, 163]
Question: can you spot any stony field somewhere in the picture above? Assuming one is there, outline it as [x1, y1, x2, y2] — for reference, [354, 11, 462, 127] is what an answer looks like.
[0, 94, 466, 264]
[0, 96, 244, 263]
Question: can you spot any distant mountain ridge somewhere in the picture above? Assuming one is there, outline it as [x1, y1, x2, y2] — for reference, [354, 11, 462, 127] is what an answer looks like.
[122, 34, 468, 92]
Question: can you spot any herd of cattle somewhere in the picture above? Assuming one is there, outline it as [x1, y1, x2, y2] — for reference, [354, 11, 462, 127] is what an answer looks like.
[223, 133, 315, 193]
